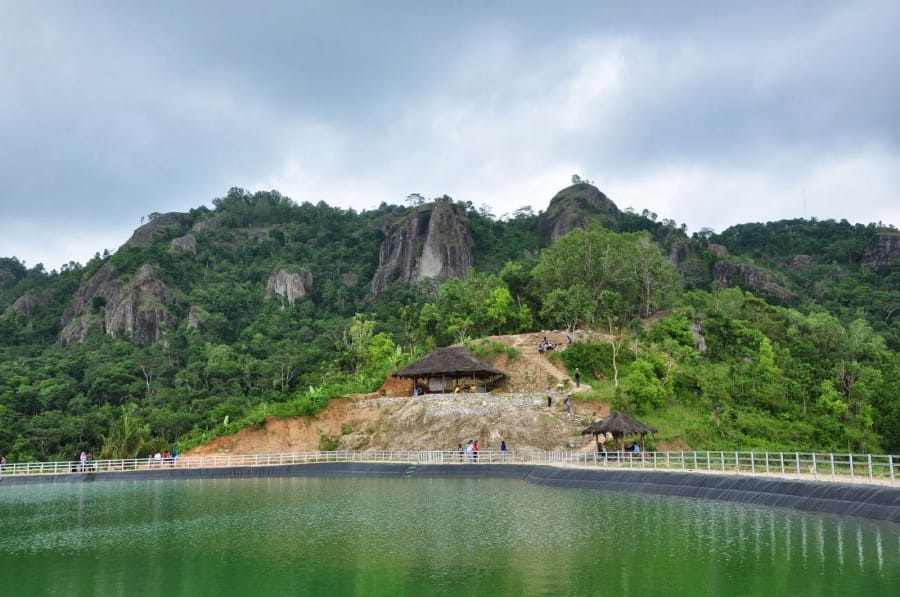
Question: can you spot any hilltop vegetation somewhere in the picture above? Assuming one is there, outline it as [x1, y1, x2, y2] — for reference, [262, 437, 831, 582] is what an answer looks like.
[0, 184, 897, 461]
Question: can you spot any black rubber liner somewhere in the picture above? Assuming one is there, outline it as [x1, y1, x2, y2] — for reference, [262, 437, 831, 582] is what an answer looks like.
[3, 463, 897, 523]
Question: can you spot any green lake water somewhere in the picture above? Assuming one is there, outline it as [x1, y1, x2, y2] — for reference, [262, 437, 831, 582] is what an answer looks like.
[1, 477, 897, 596]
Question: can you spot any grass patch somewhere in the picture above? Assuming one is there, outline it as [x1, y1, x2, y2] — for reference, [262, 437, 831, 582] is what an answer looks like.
[468, 339, 519, 360]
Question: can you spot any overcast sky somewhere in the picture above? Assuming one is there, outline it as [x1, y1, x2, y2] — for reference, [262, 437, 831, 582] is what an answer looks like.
[2, 1, 898, 271]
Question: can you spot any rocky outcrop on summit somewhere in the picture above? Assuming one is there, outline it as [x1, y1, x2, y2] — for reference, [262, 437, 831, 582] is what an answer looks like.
[266, 269, 313, 306]
[123, 212, 191, 248]
[538, 183, 620, 241]
[59, 264, 176, 346]
[712, 261, 796, 304]
[862, 233, 900, 266]
[370, 202, 474, 298]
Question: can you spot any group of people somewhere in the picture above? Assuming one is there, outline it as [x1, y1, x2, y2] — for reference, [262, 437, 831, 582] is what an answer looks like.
[453, 384, 478, 393]
[538, 334, 575, 355]
[71, 451, 95, 472]
[148, 449, 179, 468]
[537, 336, 556, 354]
[456, 439, 508, 462]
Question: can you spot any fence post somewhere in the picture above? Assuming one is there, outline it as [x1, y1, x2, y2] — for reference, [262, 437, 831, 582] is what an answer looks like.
[812, 453, 818, 480]
[849, 454, 855, 481]
[890, 455, 895, 488]
[868, 454, 873, 483]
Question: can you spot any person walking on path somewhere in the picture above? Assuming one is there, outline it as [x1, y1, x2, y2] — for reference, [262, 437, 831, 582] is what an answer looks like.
[546, 387, 553, 408]
[80, 451, 87, 472]
[473, 440, 479, 462]
[564, 396, 572, 415]
[466, 440, 474, 462]
[457, 443, 464, 461]
[574, 368, 581, 388]
[500, 440, 507, 462]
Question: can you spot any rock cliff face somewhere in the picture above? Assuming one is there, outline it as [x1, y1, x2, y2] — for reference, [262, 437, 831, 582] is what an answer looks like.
[103, 264, 176, 345]
[59, 263, 176, 347]
[712, 261, 796, 304]
[60, 264, 122, 346]
[537, 183, 620, 241]
[862, 233, 900, 266]
[266, 268, 313, 305]
[370, 202, 474, 298]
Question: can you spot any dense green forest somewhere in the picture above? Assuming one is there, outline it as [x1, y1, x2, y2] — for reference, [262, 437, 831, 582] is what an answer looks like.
[1, 186, 898, 461]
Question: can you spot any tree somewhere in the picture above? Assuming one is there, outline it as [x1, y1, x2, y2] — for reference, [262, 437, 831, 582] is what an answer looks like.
[100, 405, 150, 460]
[620, 358, 667, 414]
[533, 224, 680, 325]
[484, 286, 516, 335]
[338, 314, 377, 375]
[539, 285, 593, 331]
[631, 232, 682, 317]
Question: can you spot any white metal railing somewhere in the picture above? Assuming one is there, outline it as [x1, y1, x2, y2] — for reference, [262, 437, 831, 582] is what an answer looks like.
[0, 450, 896, 487]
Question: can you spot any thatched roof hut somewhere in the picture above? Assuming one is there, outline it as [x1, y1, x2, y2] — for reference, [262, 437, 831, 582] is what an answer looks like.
[581, 411, 658, 452]
[392, 346, 505, 394]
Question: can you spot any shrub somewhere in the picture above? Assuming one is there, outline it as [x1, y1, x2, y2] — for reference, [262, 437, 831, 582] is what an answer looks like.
[319, 434, 340, 451]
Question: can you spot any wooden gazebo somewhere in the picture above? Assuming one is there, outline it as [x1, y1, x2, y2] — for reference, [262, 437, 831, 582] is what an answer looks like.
[581, 411, 658, 452]
[392, 346, 505, 394]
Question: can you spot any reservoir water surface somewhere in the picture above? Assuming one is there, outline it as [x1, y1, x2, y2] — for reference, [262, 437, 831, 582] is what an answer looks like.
[1, 477, 897, 596]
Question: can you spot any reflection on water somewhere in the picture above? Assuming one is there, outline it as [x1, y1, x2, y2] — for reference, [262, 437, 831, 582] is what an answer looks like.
[1, 477, 898, 596]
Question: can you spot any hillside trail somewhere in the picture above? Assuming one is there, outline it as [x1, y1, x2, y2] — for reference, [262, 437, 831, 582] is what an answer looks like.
[486, 330, 596, 395]
[185, 331, 615, 457]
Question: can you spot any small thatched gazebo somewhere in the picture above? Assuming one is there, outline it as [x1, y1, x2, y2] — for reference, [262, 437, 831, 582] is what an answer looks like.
[392, 346, 505, 394]
[581, 411, 658, 452]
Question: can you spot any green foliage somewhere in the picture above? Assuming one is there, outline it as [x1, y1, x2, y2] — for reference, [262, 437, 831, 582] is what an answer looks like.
[618, 358, 667, 414]
[100, 405, 150, 459]
[468, 340, 518, 361]
[562, 342, 634, 381]
[532, 224, 681, 326]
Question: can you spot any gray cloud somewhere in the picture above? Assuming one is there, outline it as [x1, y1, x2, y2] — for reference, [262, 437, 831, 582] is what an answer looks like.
[1, 1, 897, 270]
